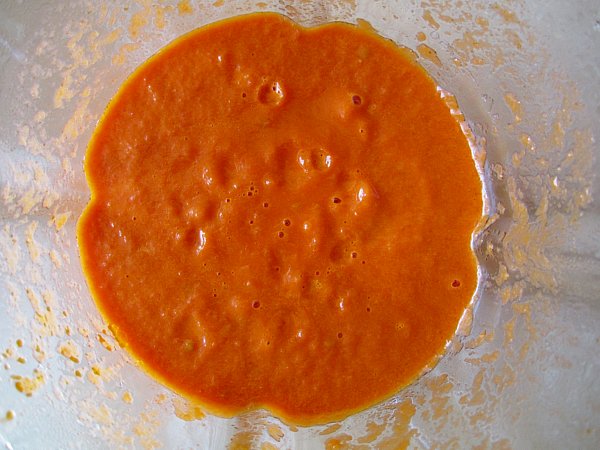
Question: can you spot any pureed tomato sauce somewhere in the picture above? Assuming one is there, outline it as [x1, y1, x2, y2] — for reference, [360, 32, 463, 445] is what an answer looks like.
[77, 13, 482, 425]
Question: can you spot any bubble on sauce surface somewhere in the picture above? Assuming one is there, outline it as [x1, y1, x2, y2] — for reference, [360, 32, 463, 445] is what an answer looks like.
[333, 91, 369, 119]
[356, 119, 369, 139]
[181, 228, 207, 255]
[258, 81, 285, 106]
[297, 147, 333, 173]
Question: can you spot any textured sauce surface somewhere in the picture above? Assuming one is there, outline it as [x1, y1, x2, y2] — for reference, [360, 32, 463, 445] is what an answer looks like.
[77, 13, 482, 424]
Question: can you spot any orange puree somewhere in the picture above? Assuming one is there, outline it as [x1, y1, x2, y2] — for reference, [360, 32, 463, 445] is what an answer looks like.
[78, 13, 482, 424]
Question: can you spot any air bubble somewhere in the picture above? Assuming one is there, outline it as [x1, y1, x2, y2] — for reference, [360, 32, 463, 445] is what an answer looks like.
[283, 219, 291, 226]
[278, 231, 284, 238]
[252, 301, 260, 309]
[297, 147, 332, 172]
[352, 95, 362, 105]
[351, 252, 357, 258]
[258, 81, 285, 106]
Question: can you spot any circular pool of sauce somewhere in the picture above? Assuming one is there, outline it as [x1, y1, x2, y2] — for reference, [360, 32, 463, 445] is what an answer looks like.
[78, 13, 482, 425]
